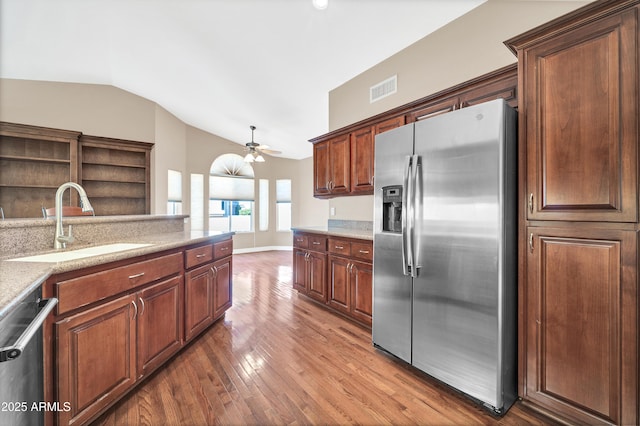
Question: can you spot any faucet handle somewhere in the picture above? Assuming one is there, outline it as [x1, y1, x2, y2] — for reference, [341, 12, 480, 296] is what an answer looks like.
[66, 225, 75, 245]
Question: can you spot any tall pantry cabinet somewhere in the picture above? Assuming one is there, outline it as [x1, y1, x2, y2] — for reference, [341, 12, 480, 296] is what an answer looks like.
[506, 1, 639, 424]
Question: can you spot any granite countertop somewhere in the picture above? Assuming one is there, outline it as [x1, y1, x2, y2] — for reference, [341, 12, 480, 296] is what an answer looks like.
[0, 230, 233, 321]
[291, 226, 373, 241]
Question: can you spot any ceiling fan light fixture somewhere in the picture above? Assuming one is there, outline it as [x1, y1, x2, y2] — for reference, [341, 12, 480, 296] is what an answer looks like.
[313, 0, 328, 10]
[244, 153, 255, 163]
[254, 154, 265, 162]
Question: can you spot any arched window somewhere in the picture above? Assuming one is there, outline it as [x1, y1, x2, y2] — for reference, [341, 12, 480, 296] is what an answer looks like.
[209, 154, 254, 232]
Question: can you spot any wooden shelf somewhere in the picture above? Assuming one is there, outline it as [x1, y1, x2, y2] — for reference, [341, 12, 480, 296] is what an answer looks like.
[0, 155, 71, 164]
[82, 161, 146, 169]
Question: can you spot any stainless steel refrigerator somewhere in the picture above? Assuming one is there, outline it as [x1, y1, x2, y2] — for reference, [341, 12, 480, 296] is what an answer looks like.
[372, 99, 517, 414]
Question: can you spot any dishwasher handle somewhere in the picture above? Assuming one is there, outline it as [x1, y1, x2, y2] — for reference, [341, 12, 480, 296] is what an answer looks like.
[0, 297, 58, 362]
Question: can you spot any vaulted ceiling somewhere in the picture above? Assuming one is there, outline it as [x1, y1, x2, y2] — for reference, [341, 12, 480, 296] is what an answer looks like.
[0, 0, 486, 159]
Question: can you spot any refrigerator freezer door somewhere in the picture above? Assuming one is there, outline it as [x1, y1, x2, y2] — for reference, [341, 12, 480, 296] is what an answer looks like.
[372, 123, 414, 364]
[411, 99, 514, 410]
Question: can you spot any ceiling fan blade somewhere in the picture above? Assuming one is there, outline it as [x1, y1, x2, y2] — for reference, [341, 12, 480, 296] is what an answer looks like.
[259, 148, 282, 155]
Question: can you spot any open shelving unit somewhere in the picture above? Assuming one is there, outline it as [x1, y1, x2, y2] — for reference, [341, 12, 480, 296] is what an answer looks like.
[0, 122, 80, 218]
[0, 122, 153, 218]
[79, 135, 153, 216]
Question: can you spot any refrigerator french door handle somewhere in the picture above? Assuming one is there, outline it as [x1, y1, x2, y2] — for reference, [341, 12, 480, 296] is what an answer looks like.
[411, 155, 422, 277]
[402, 155, 413, 276]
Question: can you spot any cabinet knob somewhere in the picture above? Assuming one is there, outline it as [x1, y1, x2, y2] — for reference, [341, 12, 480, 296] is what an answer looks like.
[528, 193, 534, 214]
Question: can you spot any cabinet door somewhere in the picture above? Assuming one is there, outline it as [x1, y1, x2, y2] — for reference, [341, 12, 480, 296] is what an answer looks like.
[374, 116, 405, 135]
[350, 260, 372, 326]
[307, 251, 327, 303]
[328, 134, 351, 195]
[523, 10, 637, 222]
[328, 255, 350, 314]
[184, 263, 214, 341]
[137, 276, 183, 378]
[458, 72, 517, 109]
[350, 127, 374, 194]
[293, 249, 309, 293]
[56, 294, 137, 426]
[405, 97, 458, 123]
[313, 141, 331, 196]
[212, 256, 232, 319]
[525, 227, 637, 425]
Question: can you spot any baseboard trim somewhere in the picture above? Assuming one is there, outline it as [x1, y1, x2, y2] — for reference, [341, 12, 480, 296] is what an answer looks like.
[233, 246, 293, 254]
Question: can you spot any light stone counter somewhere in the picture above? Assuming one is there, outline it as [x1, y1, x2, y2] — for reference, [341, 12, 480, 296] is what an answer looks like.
[291, 226, 373, 240]
[291, 219, 373, 241]
[0, 215, 233, 320]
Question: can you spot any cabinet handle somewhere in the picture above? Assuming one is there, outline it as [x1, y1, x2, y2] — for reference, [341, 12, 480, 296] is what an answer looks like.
[529, 233, 534, 252]
[528, 193, 534, 214]
[139, 297, 145, 316]
[196, 253, 206, 258]
[220, 247, 229, 251]
[358, 250, 370, 254]
[335, 245, 344, 250]
[131, 300, 138, 320]
[210, 266, 218, 277]
[312, 241, 321, 245]
[128, 272, 145, 280]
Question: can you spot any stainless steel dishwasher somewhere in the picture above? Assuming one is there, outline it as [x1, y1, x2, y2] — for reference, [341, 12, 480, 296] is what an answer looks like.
[0, 287, 57, 426]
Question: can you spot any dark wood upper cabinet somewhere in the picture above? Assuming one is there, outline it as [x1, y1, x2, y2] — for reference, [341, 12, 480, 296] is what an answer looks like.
[350, 127, 374, 194]
[510, 6, 637, 222]
[313, 134, 350, 197]
[310, 64, 517, 199]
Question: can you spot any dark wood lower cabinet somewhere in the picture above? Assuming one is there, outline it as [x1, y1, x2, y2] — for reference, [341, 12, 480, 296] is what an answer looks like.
[293, 248, 327, 303]
[137, 276, 183, 378]
[212, 256, 233, 319]
[56, 294, 137, 426]
[293, 232, 372, 327]
[47, 238, 233, 426]
[524, 226, 637, 425]
[328, 256, 373, 326]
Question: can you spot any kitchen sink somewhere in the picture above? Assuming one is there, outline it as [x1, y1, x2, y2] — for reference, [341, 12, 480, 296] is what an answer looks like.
[7, 243, 153, 263]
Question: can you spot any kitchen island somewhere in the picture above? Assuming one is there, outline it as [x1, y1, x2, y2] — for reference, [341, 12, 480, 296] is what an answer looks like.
[0, 215, 234, 426]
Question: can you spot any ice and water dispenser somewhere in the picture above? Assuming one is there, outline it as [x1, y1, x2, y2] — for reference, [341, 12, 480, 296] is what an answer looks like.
[382, 185, 403, 233]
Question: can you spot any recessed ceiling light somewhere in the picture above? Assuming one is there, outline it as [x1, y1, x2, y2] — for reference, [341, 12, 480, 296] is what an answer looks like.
[312, 0, 328, 10]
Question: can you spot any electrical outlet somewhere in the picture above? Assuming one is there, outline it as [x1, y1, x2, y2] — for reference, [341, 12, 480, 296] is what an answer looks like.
[330, 207, 336, 216]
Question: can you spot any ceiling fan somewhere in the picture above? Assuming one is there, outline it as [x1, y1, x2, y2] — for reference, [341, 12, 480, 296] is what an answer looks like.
[243, 125, 281, 163]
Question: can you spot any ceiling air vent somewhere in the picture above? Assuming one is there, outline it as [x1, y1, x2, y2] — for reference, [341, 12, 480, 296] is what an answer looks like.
[370, 75, 397, 103]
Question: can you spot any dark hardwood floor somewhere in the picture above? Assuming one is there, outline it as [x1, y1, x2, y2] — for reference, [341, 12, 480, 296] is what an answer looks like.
[92, 250, 556, 426]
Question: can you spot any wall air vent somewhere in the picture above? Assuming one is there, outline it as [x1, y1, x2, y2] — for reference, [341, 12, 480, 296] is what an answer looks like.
[370, 75, 397, 103]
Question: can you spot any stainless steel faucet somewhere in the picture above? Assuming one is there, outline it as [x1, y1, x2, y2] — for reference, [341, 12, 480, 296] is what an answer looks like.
[54, 182, 94, 249]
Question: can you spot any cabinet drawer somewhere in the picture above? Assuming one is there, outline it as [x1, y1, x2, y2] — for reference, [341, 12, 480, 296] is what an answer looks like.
[328, 238, 351, 256]
[185, 244, 214, 269]
[293, 234, 308, 249]
[55, 252, 183, 315]
[351, 241, 373, 262]
[308, 235, 327, 252]
[214, 238, 233, 259]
